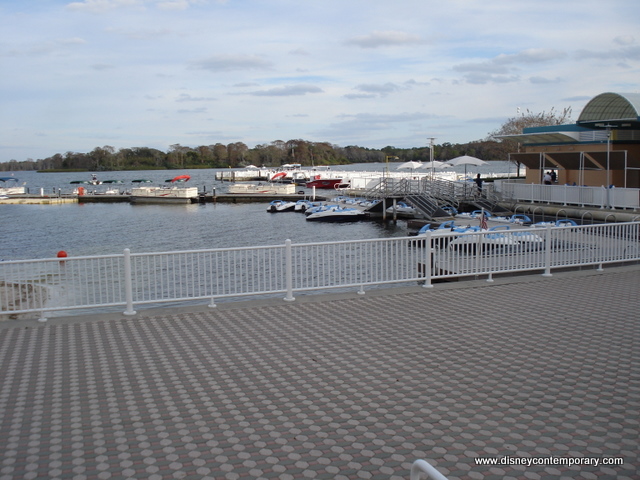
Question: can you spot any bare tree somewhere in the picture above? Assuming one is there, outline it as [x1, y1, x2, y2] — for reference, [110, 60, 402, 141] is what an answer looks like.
[489, 107, 573, 175]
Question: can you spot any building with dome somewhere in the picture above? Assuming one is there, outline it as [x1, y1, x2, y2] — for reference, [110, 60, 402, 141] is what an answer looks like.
[503, 92, 640, 189]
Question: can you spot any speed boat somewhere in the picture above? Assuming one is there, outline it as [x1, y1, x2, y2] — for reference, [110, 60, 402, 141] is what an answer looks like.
[385, 201, 417, 217]
[305, 177, 344, 189]
[448, 226, 520, 251]
[294, 200, 323, 212]
[305, 205, 368, 222]
[490, 214, 532, 225]
[266, 200, 296, 212]
[531, 219, 578, 228]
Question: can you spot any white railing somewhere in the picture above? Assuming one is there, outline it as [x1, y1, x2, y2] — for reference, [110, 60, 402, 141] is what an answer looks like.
[1, 222, 639, 320]
[410, 459, 450, 480]
[496, 181, 640, 210]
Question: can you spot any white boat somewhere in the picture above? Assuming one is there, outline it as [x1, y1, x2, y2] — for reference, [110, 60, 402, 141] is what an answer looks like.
[305, 205, 368, 222]
[490, 214, 532, 225]
[385, 201, 417, 217]
[0, 177, 25, 195]
[129, 186, 199, 204]
[227, 182, 296, 195]
[267, 200, 296, 212]
[415, 221, 521, 249]
[268, 164, 310, 184]
[448, 227, 519, 250]
[530, 219, 578, 228]
[294, 199, 322, 212]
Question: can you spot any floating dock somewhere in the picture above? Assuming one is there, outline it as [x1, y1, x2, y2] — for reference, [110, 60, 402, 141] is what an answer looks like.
[0, 195, 78, 205]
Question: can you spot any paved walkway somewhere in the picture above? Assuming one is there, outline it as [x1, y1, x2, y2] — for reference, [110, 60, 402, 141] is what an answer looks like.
[0, 266, 638, 480]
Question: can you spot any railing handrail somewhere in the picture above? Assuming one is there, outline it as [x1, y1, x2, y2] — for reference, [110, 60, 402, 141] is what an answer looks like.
[1, 221, 639, 320]
[410, 459, 450, 480]
[495, 181, 640, 210]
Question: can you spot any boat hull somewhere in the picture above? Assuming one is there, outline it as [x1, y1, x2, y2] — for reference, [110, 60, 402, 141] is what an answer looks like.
[305, 207, 368, 222]
[130, 196, 196, 204]
[228, 183, 296, 195]
[129, 186, 199, 204]
[305, 178, 344, 189]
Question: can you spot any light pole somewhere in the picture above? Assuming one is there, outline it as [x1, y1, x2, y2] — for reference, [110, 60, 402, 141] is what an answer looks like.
[605, 125, 614, 208]
[605, 125, 613, 188]
[427, 137, 436, 180]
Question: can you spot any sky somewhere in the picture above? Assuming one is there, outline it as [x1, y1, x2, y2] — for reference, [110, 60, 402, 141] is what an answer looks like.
[1, 0, 639, 162]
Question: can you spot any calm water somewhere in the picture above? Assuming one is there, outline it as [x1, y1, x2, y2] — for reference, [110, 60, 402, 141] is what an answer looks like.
[1, 162, 513, 261]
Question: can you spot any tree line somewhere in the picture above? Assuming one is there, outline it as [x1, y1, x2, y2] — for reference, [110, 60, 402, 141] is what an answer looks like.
[0, 139, 513, 172]
[0, 107, 572, 172]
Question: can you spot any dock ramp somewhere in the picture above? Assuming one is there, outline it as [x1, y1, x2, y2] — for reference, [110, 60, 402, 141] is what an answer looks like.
[470, 197, 511, 214]
[405, 195, 451, 219]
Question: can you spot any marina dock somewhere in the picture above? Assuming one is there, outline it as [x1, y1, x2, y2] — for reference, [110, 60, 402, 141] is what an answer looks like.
[1, 193, 328, 205]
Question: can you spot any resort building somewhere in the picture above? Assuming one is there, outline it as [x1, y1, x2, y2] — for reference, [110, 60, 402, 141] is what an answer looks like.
[504, 92, 640, 189]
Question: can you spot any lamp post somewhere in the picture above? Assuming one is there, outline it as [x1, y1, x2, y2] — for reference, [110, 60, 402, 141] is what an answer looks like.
[606, 125, 612, 188]
[604, 124, 615, 208]
[427, 137, 436, 180]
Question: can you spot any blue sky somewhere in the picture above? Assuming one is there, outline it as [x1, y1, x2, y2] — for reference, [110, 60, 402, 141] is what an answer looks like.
[1, 0, 639, 161]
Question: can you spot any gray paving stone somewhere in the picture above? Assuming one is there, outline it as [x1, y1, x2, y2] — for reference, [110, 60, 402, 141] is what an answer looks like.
[0, 266, 638, 479]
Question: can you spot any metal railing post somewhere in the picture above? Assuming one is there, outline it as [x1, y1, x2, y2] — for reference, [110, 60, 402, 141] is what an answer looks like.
[123, 248, 137, 315]
[422, 232, 433, 288]
[410, 459, 450, 480]
[283, 239, 295, 302]
[542, 225, 553, 277]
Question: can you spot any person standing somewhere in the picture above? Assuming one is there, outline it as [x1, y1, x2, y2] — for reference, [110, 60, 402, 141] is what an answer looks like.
[474, 174, 483, 196]
[543, 172, 552, 185]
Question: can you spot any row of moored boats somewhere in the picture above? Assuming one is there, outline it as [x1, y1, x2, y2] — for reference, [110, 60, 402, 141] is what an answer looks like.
[412, 210, 579, 251]
[266, 196, 379, 221]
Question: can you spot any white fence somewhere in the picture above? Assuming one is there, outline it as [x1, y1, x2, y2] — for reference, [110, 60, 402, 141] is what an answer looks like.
[496, 181, 640, 210]
[1, 222, 639, 320]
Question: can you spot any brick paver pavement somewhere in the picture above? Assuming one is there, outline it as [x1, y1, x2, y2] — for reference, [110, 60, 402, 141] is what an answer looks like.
[0, 266, 638, 479]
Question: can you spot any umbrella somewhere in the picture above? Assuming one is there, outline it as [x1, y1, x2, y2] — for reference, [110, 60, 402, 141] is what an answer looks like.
[419, 161, 450, 170]
[397, 161, 423, 171]
[446, 155, 488, 177]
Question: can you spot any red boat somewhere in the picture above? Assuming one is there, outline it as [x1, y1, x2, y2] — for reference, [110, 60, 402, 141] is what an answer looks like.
[305, 177, 346, 189]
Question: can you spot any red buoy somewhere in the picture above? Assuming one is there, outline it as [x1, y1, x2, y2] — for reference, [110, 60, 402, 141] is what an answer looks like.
[57, 251, 68, 258]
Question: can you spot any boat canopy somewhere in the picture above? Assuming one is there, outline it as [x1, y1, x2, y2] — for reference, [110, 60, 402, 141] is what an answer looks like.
[102, 180, 123, 184]
[70, 180, 90, 184]
[166, 175, 191, 183]
[132, 179, 152, 183]
[0, 177, 19, 182]
[270, 172, 287, 181]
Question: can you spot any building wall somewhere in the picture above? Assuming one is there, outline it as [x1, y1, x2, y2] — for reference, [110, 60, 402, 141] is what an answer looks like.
[522, 143, 640, 188]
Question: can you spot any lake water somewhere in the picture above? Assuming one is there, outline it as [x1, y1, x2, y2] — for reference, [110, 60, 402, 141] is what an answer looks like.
[1, 162, 514, 261]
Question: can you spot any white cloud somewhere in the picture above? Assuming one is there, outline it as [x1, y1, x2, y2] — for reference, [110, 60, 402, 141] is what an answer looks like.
[65, 0, 210, 13]
[66, 0, 143, 14]
[249, 85, 323, 97]
[176, 93, 216, 102]
[190, 55, 273, 72]
[614, 35, 635, 46]
[345, 31, 424, 49]
[493, 48, 566, 65]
